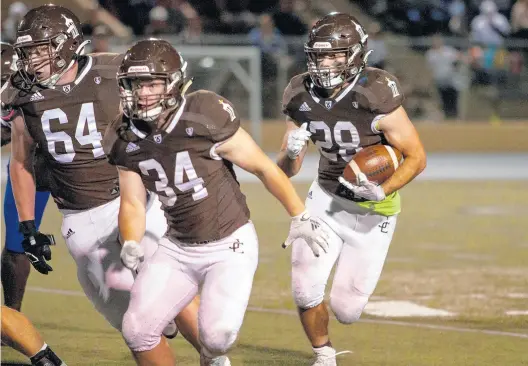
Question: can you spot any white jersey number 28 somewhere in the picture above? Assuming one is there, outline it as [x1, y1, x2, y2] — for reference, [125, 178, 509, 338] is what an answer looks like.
[309, 121, 360, 162]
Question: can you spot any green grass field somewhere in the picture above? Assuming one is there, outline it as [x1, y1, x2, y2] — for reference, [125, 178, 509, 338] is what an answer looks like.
[2, 181, 528, 365]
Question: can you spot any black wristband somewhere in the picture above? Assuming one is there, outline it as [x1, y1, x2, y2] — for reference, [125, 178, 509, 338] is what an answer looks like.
[19, 220, 37, 236]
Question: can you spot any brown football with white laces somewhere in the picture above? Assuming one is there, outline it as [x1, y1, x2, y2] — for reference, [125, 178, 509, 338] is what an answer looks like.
[343, 145, 403, 185]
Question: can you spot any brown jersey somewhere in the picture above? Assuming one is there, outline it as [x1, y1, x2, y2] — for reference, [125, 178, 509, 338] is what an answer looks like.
[4, 53, 124, 209]
[1, 108, 51, 191]
[282, 67, 404, 200]
[104, 90, 250, 244]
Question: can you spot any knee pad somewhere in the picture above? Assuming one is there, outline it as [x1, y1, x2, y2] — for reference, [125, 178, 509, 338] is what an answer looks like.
[200, 326, 238, 356]
[330, 290, 369, 325]
[122, 312, 162, 352]
[292, 280, 325, 309]
[293, 289, 325, 310]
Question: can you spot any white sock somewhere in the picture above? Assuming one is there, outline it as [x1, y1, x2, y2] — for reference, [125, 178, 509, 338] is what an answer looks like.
[313, 345, 336, 356]
[30, 343, 48, 358]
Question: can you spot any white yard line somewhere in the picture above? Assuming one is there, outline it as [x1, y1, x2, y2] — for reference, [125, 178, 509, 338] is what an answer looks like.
[27, 286, 528, 339]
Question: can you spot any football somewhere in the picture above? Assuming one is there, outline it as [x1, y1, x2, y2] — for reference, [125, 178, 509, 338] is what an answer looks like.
[343, 145, 403, 185]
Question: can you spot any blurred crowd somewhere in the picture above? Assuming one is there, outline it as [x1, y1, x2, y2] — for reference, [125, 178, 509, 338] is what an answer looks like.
[358, 0, 528, 120]
[355, 0, 528, 39]
[97, 0, 311, 38]
[2, 0, 527, 120]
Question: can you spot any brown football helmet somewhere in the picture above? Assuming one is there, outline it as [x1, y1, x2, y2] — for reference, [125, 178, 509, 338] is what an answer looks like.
[118, 39, 189, 124]
[305, 12, 370, 89]
[1, 42, 17, 89]
[14, 4, 88, 87]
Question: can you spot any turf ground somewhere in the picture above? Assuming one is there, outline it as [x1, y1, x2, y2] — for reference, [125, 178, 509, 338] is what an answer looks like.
[1, 155, 527, 365]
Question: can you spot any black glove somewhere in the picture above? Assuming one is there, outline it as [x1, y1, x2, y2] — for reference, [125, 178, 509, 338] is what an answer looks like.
[19, 220, 55, 275]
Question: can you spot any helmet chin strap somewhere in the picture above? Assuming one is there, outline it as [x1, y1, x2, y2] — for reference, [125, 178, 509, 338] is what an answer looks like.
[40, 40, 90, 87]
[139, 105, 164, 122]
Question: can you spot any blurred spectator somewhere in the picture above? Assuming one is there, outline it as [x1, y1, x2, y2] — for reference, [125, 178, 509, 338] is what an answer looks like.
[82, 7, 101, 36]
[181, 16, 204, 44]
[91, 24, 112, 53]
[426, 35, 463, 118]
[99, 0, 154, 35]
[367, 22, 387, 69]
[249, 14, 288, 55]
[511, 0, 528, 38]
[272, 0, 308, 35]
[470, 0, 512, 18]
[2, 2, 29, 43]
[216, 0, 257, 33]
[448, 0, 468, 35]
[249, 14, 289, 117]
[154, 0, 199, 34]
[248, 0, 279, 14]
[471, 1, 511, 46]
[146, 6, 172, 35]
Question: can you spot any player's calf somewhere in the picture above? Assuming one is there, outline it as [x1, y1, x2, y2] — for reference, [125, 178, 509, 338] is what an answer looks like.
[329, 288, 369, 324]
[1, 248, 30, 311]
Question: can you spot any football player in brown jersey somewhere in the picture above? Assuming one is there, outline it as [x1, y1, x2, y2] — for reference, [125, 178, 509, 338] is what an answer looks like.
[5, 4, 200, 351]
[1, 41, 52, 312]
[1, 305, 67, 366]
[104, 39, 332, 366]
[277, 13, 427, 365]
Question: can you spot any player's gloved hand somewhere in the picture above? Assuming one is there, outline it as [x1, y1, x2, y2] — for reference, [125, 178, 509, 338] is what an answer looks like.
[1, 103, 14, 124]
[287, 122, 311, 159]
[338, 173, 386, 202]
[19, 220, 55, 275]
[120, 240, 144, 271]
[283, 210, 330, 257]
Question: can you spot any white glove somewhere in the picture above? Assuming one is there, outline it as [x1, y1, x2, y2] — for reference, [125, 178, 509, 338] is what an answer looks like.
[283, 210, 330, 257]
[120, 240, 144, 271]
[287, 122, 312, 160]
[338, 173, 386, 202]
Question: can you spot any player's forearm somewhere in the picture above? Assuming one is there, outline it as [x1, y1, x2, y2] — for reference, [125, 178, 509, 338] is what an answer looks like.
[276, 150, 302, 178]
[118, 201, 146, 243]
[257, 162, 305, 217]
[381, 154, 426, 195]
[9, 159, 36, 221]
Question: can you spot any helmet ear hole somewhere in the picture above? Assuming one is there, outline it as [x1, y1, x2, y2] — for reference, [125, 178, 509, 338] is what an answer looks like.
[167, 97, 177, 107]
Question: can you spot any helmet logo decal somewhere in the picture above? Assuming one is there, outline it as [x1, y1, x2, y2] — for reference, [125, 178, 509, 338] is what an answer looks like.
[386, 77, 400, 98]
[127, 65, 150, 73]
[351, 20, 367, 44]
[313, 42, 332, 49]
[16, 35, 32, 44]
[219, 99, 236, 121]
[61, 14, 79, 39]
